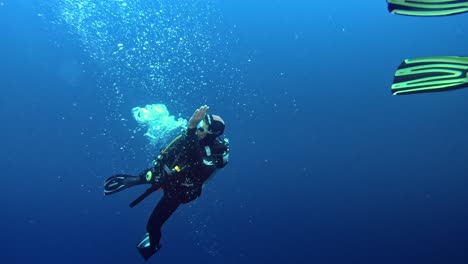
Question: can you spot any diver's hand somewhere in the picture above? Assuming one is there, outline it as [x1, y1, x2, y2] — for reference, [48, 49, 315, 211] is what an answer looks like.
[189, 105, 209, 128]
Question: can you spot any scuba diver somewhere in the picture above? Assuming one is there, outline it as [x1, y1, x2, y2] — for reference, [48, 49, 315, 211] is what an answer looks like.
[104, 105, 229, 261]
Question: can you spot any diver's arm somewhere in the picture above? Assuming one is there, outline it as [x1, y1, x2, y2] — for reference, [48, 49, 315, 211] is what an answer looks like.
[215, 137, 229, 168]
[199, 160, 217, 184]
[186, 127, 203, 164]
[201, 139, 229, 184]
[186, 105, 209, 163]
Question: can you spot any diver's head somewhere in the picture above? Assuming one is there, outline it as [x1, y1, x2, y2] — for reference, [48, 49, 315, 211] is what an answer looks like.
[196, 114, 225, 142]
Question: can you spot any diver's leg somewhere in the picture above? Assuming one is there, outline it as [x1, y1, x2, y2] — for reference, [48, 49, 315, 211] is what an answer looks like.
[147, 194, 181, 249]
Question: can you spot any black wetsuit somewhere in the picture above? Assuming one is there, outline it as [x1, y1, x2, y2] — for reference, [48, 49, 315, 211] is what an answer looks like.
[140, 127, 229, 250]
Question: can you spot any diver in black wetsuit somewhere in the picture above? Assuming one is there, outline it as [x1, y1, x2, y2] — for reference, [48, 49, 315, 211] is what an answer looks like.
[104, 105, 229, 260]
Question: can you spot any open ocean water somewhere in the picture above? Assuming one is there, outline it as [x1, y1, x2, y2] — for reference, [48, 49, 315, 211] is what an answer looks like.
[1, 1, 467, 263]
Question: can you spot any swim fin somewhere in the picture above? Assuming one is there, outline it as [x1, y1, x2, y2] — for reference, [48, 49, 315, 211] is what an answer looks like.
[104, 174, 147, 195]
[387, 0, 468, 16]
[136, 233, 161, 261]
[391, 56, 468, 95]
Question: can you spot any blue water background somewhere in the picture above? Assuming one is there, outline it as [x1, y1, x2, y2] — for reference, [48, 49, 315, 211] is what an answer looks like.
[1, 1, 467, 263]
